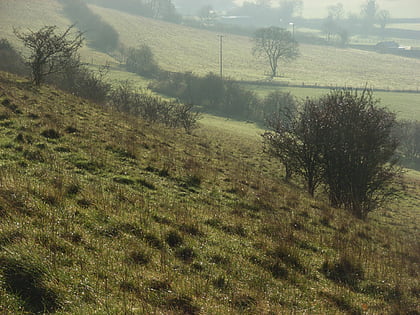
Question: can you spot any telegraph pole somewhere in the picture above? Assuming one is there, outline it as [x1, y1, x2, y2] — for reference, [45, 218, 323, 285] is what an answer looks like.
[217, 35, 224, 79]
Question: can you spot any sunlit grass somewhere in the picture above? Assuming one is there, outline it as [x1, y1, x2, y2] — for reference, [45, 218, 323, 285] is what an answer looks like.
[0, 66, 419, 314]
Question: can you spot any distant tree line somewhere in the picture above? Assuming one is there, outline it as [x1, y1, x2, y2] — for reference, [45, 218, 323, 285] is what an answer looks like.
[60, 0, 120, 52]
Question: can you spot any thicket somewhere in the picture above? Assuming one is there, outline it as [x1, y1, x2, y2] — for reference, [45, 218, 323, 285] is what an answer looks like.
[150, 72, 299, 123]
[3, 23, 198, 133]
[394, 120, 420, 170]
[109, 81, 199, 133]
[50, 61, 111, 104]
[263, 88, 401, 218]
[125, 45, 161, 78]
[60, 0, 119, 52]
[150, 72, 261, 120]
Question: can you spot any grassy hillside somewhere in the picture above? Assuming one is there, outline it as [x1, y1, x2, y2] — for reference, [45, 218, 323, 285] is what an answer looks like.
[0, 71, 419, 314]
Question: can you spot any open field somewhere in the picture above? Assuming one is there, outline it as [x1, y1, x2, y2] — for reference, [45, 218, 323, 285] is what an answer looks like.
[0, 71, 419, 314]
[87, 5, 420, 91]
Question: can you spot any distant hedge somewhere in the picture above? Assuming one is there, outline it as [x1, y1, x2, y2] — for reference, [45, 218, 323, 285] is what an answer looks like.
[0, 39, 28, 76]
[60, 0, 119, 52]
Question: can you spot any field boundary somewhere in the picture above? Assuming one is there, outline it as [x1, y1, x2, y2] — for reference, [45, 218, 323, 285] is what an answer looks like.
[236, 79, 420, 94]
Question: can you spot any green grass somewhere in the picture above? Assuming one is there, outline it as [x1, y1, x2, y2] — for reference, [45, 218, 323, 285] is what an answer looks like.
[0, 71, 418, 313]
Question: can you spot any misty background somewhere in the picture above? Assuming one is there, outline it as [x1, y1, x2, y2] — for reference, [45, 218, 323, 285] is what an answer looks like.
[173, 0, 420, 18]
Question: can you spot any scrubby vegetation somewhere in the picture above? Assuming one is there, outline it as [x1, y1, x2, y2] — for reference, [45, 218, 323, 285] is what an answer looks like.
[263, 88, 401, 218]
[124, 44, 161, 78]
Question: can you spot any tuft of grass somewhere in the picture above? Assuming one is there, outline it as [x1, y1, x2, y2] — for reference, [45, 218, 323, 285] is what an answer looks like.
[165, 230, 183, 248]
[321, 255, 365, 288]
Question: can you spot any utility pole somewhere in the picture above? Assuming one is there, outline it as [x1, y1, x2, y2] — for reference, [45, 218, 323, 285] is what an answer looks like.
[217, 34, 224, 79]
[289, 22, 295, 39]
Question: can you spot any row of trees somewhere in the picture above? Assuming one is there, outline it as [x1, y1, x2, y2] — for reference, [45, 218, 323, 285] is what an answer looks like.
[263, 88, 400, 218]
[322, 0, 391, 45]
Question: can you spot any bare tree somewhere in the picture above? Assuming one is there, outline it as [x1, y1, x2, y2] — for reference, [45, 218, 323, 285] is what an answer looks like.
[253, 27, 299, 77]
[263, 88, 401, 218]
[263, 100, 322, 192]
[15, 25, 84, 86]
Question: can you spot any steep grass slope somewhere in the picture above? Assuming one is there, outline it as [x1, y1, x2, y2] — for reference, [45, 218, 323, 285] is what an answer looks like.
[0, 72, 419, 314]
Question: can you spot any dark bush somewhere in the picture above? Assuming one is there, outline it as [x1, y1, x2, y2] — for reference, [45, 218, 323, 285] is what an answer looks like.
[321, 255, 365, 288]
[125, 45, 160, 78]
[263, 88, 400, 217]
[150, 72, 259, 120]
[0, 39, 28, 75]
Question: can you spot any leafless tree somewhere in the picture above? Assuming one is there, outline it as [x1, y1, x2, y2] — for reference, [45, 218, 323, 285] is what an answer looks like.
[15, 25, 84, 86]
[253, 27, 299, 77]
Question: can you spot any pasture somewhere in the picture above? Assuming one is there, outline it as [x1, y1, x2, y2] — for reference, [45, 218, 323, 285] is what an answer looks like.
[89, 5, 420, 91]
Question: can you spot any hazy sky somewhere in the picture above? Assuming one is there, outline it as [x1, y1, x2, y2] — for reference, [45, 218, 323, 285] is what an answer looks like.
[233, 0, 420, 18]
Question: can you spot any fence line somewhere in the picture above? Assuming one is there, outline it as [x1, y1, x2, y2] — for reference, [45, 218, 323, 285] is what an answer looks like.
[235, 80, 420, 94]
